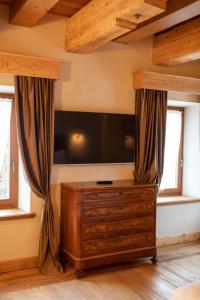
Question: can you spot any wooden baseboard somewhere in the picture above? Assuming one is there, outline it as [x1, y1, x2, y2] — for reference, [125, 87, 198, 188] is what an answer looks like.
[157, 232, 200, 247]
[0, 256, 38, 274]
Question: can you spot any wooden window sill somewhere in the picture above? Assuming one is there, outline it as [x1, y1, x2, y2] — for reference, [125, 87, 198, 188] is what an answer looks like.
[0, 209, 36, 221]
[157, 195, 200, 206]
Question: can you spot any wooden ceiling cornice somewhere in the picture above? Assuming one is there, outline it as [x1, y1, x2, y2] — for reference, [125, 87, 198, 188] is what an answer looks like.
[0, 51, 62, 79]
[133, 71, 200, 94]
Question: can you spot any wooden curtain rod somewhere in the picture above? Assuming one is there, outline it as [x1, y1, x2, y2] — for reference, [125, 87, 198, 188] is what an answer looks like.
[0, 52, 62, 79]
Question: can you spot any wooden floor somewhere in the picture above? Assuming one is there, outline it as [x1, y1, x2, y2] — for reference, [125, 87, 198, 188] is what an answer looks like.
[0, 241, 200, 299]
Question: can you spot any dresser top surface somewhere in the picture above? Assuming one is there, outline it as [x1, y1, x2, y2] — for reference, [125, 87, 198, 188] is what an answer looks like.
[61, 180, 156, 191]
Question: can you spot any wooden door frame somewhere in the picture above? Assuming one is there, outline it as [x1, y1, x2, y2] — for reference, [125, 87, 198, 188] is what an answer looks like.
[0, 93, 18, 209]
[159, 106, 184, 197]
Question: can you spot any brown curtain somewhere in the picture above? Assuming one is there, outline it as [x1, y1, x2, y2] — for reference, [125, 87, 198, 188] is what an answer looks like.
[134, 89, 167, 185]
[15, 76, 63, 274]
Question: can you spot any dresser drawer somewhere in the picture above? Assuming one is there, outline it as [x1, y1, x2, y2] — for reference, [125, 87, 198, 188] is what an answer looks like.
[121, 188, 155, 200]
[81, 216, 154, 240]
[82, 188, 155, 204]
[83, 191, 121, 202]
[81, 200, 155, 220]
[81, 233, 155, 256]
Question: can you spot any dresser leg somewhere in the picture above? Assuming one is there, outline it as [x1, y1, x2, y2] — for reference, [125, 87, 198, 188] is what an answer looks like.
[74, 270, 85, 279]
[151, 255, 157, 265]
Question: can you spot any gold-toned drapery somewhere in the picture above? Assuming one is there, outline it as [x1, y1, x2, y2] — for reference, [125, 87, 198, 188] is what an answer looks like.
[15, 76, 62, 274]
[134, 89, 168, 185]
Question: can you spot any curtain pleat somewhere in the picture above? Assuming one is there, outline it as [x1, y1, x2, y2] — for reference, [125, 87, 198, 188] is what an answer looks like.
[15, 76, 63, 274]
[134, 89, 168, 186]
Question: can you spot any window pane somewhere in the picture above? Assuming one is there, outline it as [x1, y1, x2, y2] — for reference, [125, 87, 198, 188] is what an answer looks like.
[0, 99, 12, 200]
[160, 110, 182, 190]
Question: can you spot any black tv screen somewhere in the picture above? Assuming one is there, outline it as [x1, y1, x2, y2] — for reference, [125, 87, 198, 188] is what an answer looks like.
[54, 111, 135, 164]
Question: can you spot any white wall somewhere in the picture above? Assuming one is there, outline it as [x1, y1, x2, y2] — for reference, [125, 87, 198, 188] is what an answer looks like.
[0, 4, 200, 261]
[157, 203, 200, 238]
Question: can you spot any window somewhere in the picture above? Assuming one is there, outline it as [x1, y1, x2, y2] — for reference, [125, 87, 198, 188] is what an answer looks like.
[159, 107, 184, 196]
[0, 94, 18, 208]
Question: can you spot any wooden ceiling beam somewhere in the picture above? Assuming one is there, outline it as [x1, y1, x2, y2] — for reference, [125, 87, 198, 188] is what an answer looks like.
[115, 0, 200, 44]
[65, 0, 166, 54]
[133, 71, 200, 94]
[9, 0, 60, 27]
[152, 16, 200, 66]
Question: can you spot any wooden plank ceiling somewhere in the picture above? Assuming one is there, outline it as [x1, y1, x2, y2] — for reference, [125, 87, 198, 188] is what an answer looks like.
[1, 0, 167, 52]
[0, 0, 199, 63]
[10, 0, 61, 27]
[115, 0, 200, 44]
[49, 0, 91, 17]
[0, 0, 91, 17]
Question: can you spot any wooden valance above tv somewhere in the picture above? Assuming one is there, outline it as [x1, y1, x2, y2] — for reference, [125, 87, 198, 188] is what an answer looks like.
[133, 71, 200, 95]
[0, 52, 62, 79]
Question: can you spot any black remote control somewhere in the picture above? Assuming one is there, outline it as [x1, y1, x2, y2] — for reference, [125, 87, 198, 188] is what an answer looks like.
[96, 180, 113, 185]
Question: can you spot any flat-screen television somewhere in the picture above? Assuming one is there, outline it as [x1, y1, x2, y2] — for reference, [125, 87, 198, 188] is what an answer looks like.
[54, 111, 135, 164]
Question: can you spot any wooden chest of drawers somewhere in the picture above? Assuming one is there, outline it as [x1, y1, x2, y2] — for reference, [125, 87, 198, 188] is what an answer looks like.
[60, 180, 157, 278]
